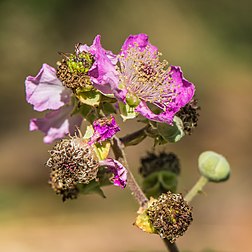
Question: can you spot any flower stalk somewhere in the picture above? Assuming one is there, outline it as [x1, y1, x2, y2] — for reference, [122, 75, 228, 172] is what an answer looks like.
[111, 136, 148, 207]
[120, 125, 149, 146]
[184, 176, 208, 203]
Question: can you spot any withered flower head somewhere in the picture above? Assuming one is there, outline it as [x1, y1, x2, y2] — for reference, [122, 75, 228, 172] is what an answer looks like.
[46, 136, 99, 198]
[139, 152, 180, 177]
[176, 98, 200, 135]
[146, 192, 193, 242]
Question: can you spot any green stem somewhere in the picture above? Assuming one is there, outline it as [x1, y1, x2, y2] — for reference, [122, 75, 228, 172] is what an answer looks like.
[120, 125, 149, 146]
[163, 239, 180, 252]
[184, 176, 209, 203]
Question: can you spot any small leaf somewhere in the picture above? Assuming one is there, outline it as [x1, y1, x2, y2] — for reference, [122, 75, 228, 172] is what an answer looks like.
[94, 141, 111, 160]
[83, 125, 94, 139]
[119, 102, 138, 121]
[102, 102, 116, 115]
[78, 104, 97, 123]
[142, 171, 178, 198]
[77, 180, 106, 198]
[157, 116, 185, 143]
[76, 89, 101, 106]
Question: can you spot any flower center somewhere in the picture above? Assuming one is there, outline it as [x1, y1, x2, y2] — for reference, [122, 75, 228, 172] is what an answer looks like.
[56, 47, 94, 90]
[119, 44, 178, 109]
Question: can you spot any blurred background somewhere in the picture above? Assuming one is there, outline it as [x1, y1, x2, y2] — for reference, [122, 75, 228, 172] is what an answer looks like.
[0, 0, 251, 251]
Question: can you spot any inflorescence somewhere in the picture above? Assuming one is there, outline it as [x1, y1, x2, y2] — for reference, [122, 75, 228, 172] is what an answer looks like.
[25, 33, 200, 243]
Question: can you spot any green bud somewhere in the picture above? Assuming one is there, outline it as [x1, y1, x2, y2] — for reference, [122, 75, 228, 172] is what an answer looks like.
[126, 93, 140, 107]
[198, 151, 230, 182]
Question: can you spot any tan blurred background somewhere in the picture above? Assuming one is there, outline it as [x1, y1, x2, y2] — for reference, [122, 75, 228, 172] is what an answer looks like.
[0, 0, 251, 251]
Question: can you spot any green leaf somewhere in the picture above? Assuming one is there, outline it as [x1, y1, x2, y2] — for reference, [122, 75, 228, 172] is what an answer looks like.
[93, 141, 111, 160]
[142, 171, 178, 198]
[83, 125, 94, 139]
[119, 102, 138, 121]
[77, 180, 106, 198]
[78, 104, 97, 123]
[76, 89, 101, 106]
[102, 102, 116, 115]
[157, 116, 185, 143]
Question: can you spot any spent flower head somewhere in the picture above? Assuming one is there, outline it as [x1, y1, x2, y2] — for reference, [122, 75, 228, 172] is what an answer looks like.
[56, 35, 118, 94]
[46, 117, 126, 200]
[135, 192, 193, 243]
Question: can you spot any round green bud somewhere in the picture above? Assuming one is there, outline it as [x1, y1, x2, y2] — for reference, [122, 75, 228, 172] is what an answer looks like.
[126, 93, 140, 107]
[198, 151, 230, 182]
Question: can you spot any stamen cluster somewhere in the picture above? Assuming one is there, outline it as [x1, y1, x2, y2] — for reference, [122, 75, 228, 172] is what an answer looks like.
[56, 51, 94, 90]
[119, 45, 174, 106]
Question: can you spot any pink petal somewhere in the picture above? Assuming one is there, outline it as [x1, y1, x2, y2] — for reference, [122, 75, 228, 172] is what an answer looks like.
[99, 158, 127, 188]
[30, 105, 82, 143]
[121, 33, 158, 55]
[136, 101, 174, 125]
[25, 64, 71, 112]
[88, 35, 120, 95]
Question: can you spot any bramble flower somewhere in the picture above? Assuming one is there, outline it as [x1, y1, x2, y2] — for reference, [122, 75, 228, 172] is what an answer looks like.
[114, 33, 195, 124]
[25, 35, 118, 143]
[89, 115, 120, 144]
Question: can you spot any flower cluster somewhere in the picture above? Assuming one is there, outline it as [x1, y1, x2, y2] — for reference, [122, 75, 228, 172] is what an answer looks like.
[25, 33, 196, 144]
[25, 33, 198, 242]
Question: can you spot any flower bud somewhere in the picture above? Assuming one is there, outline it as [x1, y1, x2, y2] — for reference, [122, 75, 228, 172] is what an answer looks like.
[198, 151, 230, 182]
[135, 192, 193, 243]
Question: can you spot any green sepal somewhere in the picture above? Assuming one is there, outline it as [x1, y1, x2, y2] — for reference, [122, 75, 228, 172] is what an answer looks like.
[157, 116, 185, 143]
[101, 102, 116, 115]
[83, 125, 94, 139]
[142, 171, 178, 199]
[77, 180, 106, 198]
[77, 104, 96, 123]
[76, 89, 101, 107]
[119, 102, 138, 121]
[135, 209, 156, 234]
[93, 141, 111, 161]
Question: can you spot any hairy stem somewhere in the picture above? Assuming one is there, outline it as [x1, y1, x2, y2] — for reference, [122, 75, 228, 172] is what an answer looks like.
[184, 176, 209, 203]
[111, 136, 148, 207]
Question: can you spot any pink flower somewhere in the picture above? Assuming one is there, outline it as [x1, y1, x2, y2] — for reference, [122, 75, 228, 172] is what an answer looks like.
[114, 33, 195, 124]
